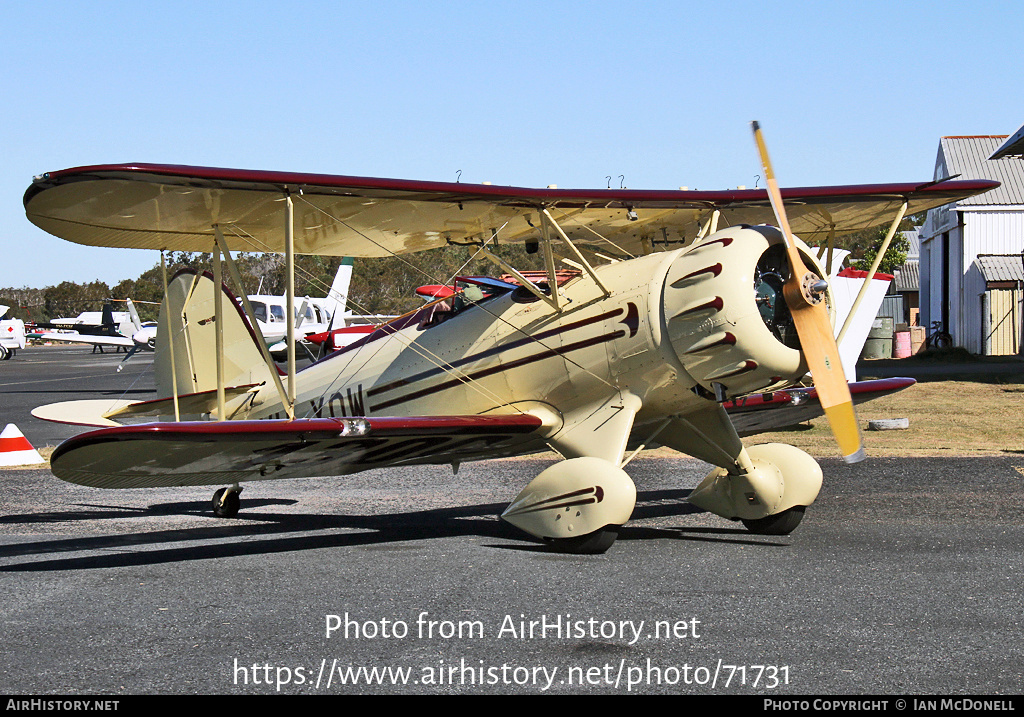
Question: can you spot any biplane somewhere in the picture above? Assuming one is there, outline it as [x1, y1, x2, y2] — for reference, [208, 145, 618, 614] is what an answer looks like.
[24, 125, 997, 553]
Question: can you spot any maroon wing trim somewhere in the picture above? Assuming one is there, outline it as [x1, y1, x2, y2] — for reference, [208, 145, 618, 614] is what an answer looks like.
[25, 162, 1000, 211]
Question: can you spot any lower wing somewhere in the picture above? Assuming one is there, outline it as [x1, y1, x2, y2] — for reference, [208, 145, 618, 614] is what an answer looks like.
[49, 414, 546, 489]
[725, 377, 915, 436]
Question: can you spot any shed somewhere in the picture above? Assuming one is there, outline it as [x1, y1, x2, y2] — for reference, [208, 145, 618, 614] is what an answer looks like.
[920, 135, 1024, 354]
[967, 254, 1024, 354]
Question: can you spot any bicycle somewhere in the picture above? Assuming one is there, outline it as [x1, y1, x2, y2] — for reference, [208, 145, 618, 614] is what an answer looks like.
[925, 320, 953, 350]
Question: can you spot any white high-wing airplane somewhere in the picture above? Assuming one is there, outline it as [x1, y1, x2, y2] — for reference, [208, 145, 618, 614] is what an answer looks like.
[246, 258, 379, 359]
[25, 126, 997, 553]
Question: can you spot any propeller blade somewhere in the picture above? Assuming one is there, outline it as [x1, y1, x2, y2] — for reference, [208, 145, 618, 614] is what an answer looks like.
[116, 346, 138, 373]
[751, 121, 865, 463]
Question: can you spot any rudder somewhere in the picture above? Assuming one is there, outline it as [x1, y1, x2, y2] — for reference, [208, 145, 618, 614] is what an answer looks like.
[155, 270, 277, 409]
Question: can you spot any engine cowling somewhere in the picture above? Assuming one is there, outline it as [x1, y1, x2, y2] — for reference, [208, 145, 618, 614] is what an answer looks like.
[660, 225, 831, 400]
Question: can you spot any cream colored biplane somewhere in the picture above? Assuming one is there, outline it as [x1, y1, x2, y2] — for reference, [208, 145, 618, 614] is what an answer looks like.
[24, 126, 997, 553]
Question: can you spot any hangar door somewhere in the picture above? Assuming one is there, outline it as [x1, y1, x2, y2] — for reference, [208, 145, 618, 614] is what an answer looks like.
[983, 288, 1022, 355]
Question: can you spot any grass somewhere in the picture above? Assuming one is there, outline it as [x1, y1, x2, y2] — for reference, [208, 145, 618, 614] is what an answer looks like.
[744, 379, 1024, 458]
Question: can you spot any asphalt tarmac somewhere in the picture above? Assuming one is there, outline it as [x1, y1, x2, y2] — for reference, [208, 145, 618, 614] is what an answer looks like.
[1, 346, 1022, 695]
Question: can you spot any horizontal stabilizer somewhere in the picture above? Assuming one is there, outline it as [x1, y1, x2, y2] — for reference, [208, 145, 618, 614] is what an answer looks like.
[104, 385, 261, 419]
[50, 414, 545, 489]
[31, 385, 263, 427]
[31, 399, 137, 428]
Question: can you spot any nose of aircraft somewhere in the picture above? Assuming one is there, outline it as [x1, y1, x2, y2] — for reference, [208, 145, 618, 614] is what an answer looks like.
[658, 225, 820, 402]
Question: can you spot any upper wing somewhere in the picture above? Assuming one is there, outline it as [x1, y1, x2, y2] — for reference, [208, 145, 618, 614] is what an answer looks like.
[49, 414, 546, 489]
[725, 377, 915, 436]
[24, 164, 999, 258]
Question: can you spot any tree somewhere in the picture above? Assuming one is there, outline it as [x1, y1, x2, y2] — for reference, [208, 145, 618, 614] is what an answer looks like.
[42, 280, 111, 320]
[808, 222, 911, 277]
[848, 227, 909, 276]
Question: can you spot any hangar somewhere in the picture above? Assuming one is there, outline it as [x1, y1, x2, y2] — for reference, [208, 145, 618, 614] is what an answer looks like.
[920, 132, 1024, 355]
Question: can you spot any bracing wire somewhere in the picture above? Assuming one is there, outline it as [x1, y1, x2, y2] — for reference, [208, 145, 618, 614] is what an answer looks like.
[288, 196, 622, 395]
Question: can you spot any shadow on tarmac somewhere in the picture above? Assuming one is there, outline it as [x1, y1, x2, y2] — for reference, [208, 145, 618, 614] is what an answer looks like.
[0, 488, 789, 572]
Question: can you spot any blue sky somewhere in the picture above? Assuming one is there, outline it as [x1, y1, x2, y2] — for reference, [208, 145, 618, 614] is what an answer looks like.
[2, 0, 1022, 289]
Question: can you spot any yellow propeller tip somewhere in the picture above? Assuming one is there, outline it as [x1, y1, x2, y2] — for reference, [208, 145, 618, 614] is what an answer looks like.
[843, 447, 867, 464]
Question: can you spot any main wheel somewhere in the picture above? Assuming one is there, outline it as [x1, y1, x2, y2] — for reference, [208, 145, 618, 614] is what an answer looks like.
[212, 487, 241, 518]
[544, 526, 620, 554]
[741, 506, 805, 535]
[0, 346, 8, 360]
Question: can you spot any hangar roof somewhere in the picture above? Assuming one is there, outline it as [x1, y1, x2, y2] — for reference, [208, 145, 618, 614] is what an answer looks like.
[977, 254, 1024, 284]
[938, 136, 1024, 206]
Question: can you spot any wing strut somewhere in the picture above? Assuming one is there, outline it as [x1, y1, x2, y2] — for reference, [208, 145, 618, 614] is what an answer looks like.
[540, 209, 611, 297]
[213, 240, 226, 419]
[479, 242, 560, 311]
[695, 209, 722, 240]
[479, 209, 612, 312]
[835, 200, 908, 346]
[160, 252, 180, 422]
[285, 191, 297, 410]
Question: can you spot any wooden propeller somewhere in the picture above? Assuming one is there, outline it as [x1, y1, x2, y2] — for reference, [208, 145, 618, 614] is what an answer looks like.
[752, 121, 865, 463]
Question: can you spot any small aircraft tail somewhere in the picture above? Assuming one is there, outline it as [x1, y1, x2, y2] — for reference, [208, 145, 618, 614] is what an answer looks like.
[126, 298, 143, 333]
[100, 302, 118, 329]
[324, 257, 354, 327]
[155, 270, 278, 414]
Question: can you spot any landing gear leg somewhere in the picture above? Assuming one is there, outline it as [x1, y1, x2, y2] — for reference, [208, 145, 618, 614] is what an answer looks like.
[656, 408, 822, 536]
[212, 485, 243, 518]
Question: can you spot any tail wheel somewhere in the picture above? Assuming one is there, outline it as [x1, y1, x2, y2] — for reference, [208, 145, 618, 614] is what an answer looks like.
[212, 487, 241, 518]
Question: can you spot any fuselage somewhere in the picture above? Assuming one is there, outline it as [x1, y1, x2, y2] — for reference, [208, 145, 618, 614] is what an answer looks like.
[245, 225, 823, 457]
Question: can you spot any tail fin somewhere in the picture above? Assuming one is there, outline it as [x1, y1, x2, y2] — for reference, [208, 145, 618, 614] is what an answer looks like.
[324, 257, 354, 327]
[126, 298, 142, 332]
[155, 270, 277, 403]
[101, 302, 116, 327]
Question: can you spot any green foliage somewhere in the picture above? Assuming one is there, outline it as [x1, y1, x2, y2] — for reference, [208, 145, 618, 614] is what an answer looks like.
[850, 228, 909, 275]
[42, 280, 112, 320]
[808, 223, 911, 277]
[1, 244, 549, 321]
